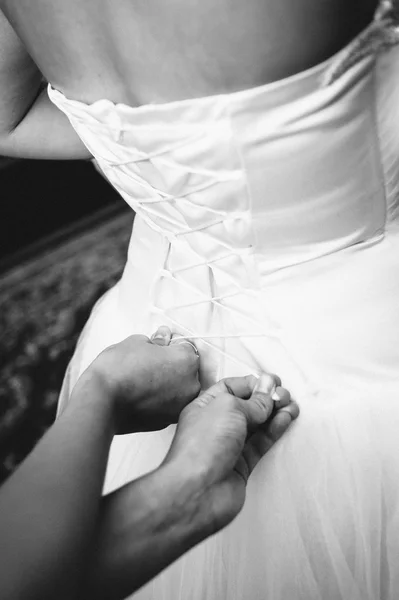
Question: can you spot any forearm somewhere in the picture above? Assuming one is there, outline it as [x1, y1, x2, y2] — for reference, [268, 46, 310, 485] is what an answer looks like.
[85, 463, 212, 600]
[0, 372, 114, 600]
[0, 86, 91, 160]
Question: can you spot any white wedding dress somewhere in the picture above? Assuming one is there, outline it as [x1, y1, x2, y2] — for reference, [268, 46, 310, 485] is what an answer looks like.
[50, 6, 399, 599]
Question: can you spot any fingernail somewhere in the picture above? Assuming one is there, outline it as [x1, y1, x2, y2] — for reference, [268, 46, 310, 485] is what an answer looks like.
[151, 326, 168, 341]
[271, 390, 280, 402]
[254, 374, 276, 396]
[150, 329, 170, 346]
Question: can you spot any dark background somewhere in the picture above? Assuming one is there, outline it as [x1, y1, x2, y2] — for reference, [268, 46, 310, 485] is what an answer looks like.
[0, 158, 131, 482]
[0, 158, 124, 268]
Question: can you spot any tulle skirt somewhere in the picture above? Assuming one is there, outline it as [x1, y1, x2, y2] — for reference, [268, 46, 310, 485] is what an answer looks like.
[58, 215, 399, 600]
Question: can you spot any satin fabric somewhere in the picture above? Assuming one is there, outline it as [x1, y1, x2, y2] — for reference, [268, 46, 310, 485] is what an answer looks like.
[50, 16, 399, 600]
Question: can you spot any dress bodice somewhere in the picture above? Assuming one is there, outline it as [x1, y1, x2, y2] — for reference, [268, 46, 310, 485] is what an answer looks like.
[48, 10, 399, 378]
[48, 33, 399, 273]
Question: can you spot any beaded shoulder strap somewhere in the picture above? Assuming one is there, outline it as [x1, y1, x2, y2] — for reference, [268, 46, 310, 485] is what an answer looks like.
[323, 0, 399, 85]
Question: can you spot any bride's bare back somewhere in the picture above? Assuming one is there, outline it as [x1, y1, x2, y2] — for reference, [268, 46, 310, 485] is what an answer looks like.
[1, 0, 377, 106]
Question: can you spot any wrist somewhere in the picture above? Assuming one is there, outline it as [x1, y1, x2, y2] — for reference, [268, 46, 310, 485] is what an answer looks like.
[71, 367, 117, 436]
[86, 463, 213, 599]
[154, 462, 216, 544]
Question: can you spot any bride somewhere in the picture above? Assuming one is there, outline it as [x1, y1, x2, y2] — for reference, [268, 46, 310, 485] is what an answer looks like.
[1, 0, 399, 598]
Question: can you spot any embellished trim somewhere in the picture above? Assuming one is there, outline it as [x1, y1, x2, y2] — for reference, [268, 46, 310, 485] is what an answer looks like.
[322, 0, 399, 86]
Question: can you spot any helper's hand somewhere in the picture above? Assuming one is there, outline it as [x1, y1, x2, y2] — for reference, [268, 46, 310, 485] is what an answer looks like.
[84, 373, 298, 600]
[86, 326, 200, 433]
[162, 374, 299, 535]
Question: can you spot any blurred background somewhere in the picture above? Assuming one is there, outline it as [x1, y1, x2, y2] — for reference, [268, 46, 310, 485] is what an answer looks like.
[0, 158, 133, 483]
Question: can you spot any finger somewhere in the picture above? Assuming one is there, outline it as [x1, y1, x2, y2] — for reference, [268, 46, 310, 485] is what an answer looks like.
[195, 375, 260, 410]
[150, 326, 172, 346]
[235, 391, 274, 430]
[234, 430, 273, 482]
[234, 418, 282, 482]
[266, 401, 300, 440]
[238, 401, 299, 478]
[241, 387, 290, 442]
[112, 333, 149, 352]
[270, 373, 282, 388]
[170, 335, 200, 356]
[237, 427, 277, 480]
[192, 389, 269, 430]
[123, 334, 150, 345]
[253, 373, 281, 396]
[272, 386, 291, 410]
[209, 375, 259, 400]
[247, 373, 280, 422]
[199, 374, 282, 425]
[201, 373, 280, 404]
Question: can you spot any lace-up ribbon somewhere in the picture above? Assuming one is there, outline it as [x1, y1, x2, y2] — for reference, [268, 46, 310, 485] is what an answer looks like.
[105, 140, 282, 375]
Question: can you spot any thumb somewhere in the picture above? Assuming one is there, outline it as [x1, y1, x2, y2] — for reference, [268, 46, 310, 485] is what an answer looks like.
[150, 326, 172, 346]
[241, 373, 277, 427]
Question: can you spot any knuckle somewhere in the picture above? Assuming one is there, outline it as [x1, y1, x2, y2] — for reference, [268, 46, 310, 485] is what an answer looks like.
[193, 392, 210, 409]
[180, 403, 193, 420]
[287, 400, 300, 419]
[218, 392, 238, 412]
[189, 348, 200, 364]
[251, 390, 273, 419]
[186, 353, 201, 373]
[190, 378, 201, 399]
[278, 387, 291, 402]
[220, 377, 236, 395]
[100, 344, 115, 356]
[175, 342, 195, 358]
[252, 392, 270, 413]
[177, 354, 199, 378]
[97, 344, 118, 365]
[129, 334, 150, 345]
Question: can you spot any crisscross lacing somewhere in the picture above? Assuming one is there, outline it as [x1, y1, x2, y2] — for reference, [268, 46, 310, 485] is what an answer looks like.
[98, 130, 282, 375]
